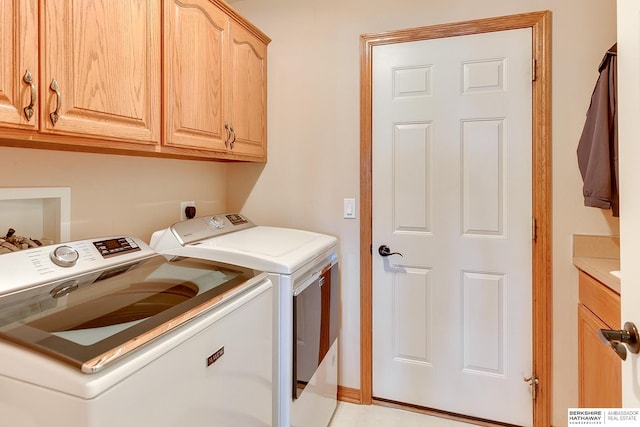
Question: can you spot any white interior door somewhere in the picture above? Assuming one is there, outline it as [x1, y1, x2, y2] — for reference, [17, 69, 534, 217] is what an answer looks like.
[618, 0, 640, 410]
[372, 29, 533, 426]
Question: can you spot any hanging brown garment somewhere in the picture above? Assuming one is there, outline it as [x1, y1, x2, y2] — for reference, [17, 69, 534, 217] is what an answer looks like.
[577, 43, 618, 216]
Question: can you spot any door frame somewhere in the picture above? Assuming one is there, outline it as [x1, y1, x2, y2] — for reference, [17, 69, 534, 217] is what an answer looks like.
[359, 11, 552, 425]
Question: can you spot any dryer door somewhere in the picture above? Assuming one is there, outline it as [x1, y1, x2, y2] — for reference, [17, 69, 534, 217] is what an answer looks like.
[292, 262, 338, 399]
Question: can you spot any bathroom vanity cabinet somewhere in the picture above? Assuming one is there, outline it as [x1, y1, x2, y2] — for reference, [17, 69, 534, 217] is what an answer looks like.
[577, 270, 621, 408]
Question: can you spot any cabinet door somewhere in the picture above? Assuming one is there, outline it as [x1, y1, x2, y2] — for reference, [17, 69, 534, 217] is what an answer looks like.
[228, 22, 267, 159]
[163, 0, 227, 151]
[41, 1, 160, 144]
[0, 0, 38, 129]
[578, 304, 622, 407]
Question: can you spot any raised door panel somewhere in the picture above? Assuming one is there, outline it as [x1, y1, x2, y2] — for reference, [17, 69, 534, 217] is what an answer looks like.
[228, 21, 267, 159]
[0, 0, 38, 129]
[578, 304, 622, 407]
[41, 0, 160, 144]
[163, 0, 227, 151]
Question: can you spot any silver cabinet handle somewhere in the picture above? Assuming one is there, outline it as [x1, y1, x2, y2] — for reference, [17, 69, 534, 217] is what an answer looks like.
[22, 70, 36, 121]
[224, 121, 231, 147]
[599, 321, 640, 360]
[229, 123, 236, 149]
[49, 78, 61, 126]
[224, 122, 237, 149]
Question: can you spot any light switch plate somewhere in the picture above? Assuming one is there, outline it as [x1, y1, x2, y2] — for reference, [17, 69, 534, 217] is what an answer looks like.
[344, 198, 356, 219]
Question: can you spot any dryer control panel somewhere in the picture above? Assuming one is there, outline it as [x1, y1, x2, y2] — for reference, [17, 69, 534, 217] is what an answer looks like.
[168, 213, 255, 246]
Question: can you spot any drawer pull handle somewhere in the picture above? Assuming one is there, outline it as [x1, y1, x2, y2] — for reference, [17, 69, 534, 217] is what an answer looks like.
[23, 70, 36, 121]
[224, 122, 231, 147]
[49, 78, 61, 126]
[229, 123, 236, 149]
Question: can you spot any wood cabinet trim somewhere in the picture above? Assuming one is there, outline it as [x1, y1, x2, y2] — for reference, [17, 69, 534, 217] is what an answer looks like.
[209, 0, 271, 44]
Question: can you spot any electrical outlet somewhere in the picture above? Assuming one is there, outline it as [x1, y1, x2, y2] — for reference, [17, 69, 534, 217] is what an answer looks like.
[180, 201, 195, 221]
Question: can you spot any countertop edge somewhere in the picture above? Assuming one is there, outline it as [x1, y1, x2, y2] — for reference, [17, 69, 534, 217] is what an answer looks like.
[573, 256, 621, 294]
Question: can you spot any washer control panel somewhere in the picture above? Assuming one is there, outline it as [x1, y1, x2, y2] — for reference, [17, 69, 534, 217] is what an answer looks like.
[0, 236, 154, 296]
[92, 237, 141, 258]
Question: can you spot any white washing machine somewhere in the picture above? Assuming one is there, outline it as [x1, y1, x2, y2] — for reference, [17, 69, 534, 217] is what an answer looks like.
[150, 213, 339, 427]
[0, 236, 272, 427]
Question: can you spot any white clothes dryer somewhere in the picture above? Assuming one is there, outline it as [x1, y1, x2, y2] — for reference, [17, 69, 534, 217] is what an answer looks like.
[150, 213, 339, 427]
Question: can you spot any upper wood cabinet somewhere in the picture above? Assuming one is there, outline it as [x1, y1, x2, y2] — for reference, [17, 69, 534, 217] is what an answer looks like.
[40, 1, 161, 144]
[0, 0, 267, 161]
[164, 0, 268, 160]
[228, 21, 268, 159]
[0, 0, 39, 130]
[164, 0, 227, 152]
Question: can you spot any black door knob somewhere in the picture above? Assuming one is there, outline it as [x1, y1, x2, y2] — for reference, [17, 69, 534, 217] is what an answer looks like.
[378, 245, 403, 257]
[598, 321, 640, 360]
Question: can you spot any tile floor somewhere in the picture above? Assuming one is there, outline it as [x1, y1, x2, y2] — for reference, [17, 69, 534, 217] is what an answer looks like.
[328, 402, 478, 427]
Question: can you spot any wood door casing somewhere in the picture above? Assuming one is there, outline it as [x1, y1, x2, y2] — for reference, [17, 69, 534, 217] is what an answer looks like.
[40, 0, 161, 144]
[359, 10, 552, 426]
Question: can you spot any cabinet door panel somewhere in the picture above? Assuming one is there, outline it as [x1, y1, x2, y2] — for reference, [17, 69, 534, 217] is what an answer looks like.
[578, 304, 621, 407]
[0, 0, 38, 129]
[164, 0, 226, 151]
[579, 271, 621, 329]
[41, 0, 160, 143]
[229, 22, 267, 159]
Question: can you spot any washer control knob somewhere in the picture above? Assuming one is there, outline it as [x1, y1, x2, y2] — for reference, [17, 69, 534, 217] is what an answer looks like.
[209, 215, 225, 229]
[50, 245, 80, 267]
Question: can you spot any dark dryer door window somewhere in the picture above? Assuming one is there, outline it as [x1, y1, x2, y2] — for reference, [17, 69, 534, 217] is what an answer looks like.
[292, 262, 338, 399]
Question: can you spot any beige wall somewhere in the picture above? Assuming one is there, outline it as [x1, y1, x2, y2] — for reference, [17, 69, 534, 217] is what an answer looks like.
[227, 1, 618, 425]
[0, 146, 228, 242]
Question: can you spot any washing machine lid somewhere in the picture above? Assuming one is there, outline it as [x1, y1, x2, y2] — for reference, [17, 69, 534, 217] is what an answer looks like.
[167, 226, 337, 274]
[0, 248, 262, 373]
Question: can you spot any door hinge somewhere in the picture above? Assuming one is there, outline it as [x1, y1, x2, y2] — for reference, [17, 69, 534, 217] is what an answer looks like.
[524, 375, 539, 400]
[532, 58, 537, 81]
[532, 217, 537, 242]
